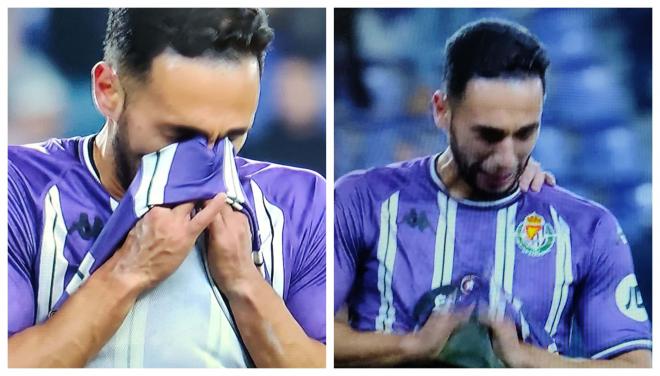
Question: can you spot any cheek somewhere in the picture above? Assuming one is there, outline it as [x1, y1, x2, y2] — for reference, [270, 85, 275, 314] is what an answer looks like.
[232, 134, 249, 154]
[122, 110, 171, 155]
[515, 138, 537, 160]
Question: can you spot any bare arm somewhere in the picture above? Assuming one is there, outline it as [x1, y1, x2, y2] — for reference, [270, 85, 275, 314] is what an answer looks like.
[225, 273, 326, 367]
[9, 197, 225, 368]
[8, 256, 141, 367]
[513, 345, 650, 368]
[487, 317, 651, 368]
[334, 308, 470, 367]
[206, 195, 325, 367]
[334, 319, 417, 367]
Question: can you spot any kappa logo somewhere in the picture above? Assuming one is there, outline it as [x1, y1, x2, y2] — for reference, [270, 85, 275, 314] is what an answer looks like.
[402, 208, 430, 232]
[68, 213, 104, 240]
[515, 212, 556, 257]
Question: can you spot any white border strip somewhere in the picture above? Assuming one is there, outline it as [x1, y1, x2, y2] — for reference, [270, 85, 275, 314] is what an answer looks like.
[591, 339, 653, 360]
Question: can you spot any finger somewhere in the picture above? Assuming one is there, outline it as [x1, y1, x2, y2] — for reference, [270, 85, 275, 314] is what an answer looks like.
[518, 163, 538, 192]
[171, 202, 195, 217]
[187, 194, 224, 236]
[545, 171, 556, 186]
[530, 169, 545, 192]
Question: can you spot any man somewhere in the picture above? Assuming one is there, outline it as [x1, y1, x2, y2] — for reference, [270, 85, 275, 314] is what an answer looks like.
[9, 9, 325, 367]
[334, 19, 651, 367]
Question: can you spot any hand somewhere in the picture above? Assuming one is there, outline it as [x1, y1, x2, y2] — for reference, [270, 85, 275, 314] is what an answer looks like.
[110, 194, 226, 291]
[479, 315, 528, 368]
[206, 193, 261, 296]
[400, 307, 473, 362]
[519, 157, 556, 192]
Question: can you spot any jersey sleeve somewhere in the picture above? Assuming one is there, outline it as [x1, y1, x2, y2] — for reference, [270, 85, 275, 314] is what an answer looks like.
[333, 173, 367, 314]
[284, 174, 326, 343]
[575, 210, 652, 359]
[8, 160, 40, 336]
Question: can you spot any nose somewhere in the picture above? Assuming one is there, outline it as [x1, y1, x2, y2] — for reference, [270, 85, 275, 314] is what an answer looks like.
[206, 133, 222, 149]
[492, 137, 517, 172]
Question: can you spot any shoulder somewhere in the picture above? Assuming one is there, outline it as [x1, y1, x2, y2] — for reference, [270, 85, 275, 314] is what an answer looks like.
[336, 155, 432, 201]
[9, 137, 84, 196]
[237, 157, 325, 207]
[524, 184, 621, 244]
[528, 184, 613, 220]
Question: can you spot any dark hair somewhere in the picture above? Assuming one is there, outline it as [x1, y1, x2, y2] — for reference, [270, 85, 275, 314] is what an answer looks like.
[103, 8, 274, 81]
[444, 19, 549, 101]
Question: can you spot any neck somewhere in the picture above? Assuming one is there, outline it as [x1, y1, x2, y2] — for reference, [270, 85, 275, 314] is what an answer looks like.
[435, 148, 475, 200]
[93, 122, 126, 200]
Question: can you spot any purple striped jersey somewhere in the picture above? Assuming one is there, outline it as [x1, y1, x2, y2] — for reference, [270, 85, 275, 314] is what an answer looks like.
[335, 155, 651, 360]
[8, 135, 326, 367]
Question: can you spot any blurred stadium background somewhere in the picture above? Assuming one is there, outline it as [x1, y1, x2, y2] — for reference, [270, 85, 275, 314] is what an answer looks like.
[335, 8, 652, 336]
[8, 8, 326, 176]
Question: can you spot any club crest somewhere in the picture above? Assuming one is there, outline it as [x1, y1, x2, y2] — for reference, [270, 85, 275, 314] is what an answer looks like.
[515, 212, 556, 256]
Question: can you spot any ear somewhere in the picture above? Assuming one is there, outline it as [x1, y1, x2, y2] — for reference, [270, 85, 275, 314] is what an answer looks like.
[91, 62, 125, 121]
[432, 90, 451, 131]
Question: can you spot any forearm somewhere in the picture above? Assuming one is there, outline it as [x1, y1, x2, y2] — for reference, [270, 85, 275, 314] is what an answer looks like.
[334, 320, 419, 367]
[513, 345, 651, 368]
[225, 274, 325, 368]
[8, 257, 142, 367]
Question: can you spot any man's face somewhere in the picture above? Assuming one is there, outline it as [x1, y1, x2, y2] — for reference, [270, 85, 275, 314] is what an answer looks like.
[448, 77, 543, 199]
[113, 52, 261, 189]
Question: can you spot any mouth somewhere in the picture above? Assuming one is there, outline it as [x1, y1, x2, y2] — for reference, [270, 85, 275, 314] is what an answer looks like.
[480, 171, 514, 190]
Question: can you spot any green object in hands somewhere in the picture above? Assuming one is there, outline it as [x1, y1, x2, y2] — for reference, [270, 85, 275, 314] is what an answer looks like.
[436, 318, 505, 368]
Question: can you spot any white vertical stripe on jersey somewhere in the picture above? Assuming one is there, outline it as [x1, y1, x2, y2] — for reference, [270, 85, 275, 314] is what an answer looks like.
[133, 152, 158, 218]
[146, 143, 178, 207]
[546, 206, 573, 336]
[251, 181, 271, 281]
[128, 297, 150, 367]
[36, 185, 70, 322]
[431, 192, 448, 289]
[223, 140, 235, 199]
[503, 204, 518, 297]
[551, 216, 573, 336]
[490, 206, 508, 320]
[442, 200, 457, 286]
[227, 143, 245, 204]
[223, 140, 245, 203]
[263, 192, 285, 297]
[383, 193, 400, 331]
[250, 180, 285, 296]
[65, 252, 95, 295]
[110, 197, 119, 211]
[376, 192, 399, 332]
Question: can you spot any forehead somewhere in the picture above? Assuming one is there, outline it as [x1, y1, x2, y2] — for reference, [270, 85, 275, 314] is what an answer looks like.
[454, 77, 544, 128]
[136, 51, 260, 125]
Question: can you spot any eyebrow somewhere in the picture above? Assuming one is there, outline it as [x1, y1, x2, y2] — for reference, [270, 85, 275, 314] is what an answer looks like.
[168, 124, 249, 139]
[473, 122, 539, 136]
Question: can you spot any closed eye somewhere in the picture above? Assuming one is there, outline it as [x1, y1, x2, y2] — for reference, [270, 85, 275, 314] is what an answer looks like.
[171, 126, 201, 141]
[474, 126, 506, 144]
[514, 123, 539, 141]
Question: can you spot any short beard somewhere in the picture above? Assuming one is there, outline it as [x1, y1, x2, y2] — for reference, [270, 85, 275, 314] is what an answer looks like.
[112, 111, 140, 191]
[448, 121, 528, 201]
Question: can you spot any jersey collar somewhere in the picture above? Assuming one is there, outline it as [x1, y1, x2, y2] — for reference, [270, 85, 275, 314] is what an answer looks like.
[80, 135, 119, 210]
